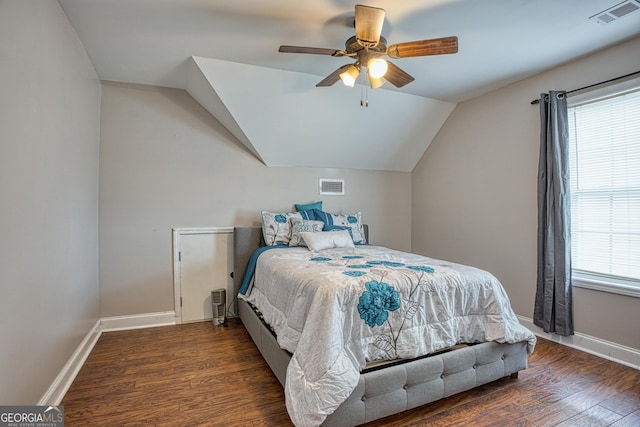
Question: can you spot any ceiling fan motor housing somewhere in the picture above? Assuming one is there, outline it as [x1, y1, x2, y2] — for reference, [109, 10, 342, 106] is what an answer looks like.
[345, 35, 388, 65]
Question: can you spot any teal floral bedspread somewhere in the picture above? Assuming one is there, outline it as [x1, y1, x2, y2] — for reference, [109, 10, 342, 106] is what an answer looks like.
[239, 245, 536, 426]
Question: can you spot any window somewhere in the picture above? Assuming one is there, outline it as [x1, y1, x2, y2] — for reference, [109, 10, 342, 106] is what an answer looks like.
[567, 80, 640, 297]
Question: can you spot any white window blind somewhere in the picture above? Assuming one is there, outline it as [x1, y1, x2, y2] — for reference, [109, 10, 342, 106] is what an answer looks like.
[568, 87, 640, 289]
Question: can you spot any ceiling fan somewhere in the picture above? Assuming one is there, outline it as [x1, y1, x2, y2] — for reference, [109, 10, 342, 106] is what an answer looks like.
[279, 4, 458, 90]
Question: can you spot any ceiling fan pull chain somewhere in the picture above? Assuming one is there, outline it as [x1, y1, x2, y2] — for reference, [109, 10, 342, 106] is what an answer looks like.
[359, 86, 369, 107]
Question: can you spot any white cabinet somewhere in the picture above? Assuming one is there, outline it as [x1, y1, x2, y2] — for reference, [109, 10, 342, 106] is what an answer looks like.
[172, 228, 233, 323]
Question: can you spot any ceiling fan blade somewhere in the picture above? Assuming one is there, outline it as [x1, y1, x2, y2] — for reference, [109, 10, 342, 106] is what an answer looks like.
[279, 45, 344, 56]
[316, 64, 352, 87]
[355, 4, 385, 47]
[387, 36, 458, 58]
[384, 62, 415, 88]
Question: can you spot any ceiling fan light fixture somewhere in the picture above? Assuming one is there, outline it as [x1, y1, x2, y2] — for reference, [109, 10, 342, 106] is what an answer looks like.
[369, 76, 386, 89]
[367, 58, 388, 79]
[279, 5, 459, 90]
[340, 64, 360, 87]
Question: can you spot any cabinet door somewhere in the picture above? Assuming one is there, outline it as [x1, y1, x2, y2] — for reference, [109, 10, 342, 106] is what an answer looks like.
[178, 231, 232, 323]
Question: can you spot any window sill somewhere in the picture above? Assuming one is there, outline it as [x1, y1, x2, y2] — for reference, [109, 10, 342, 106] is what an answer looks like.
[572, 274, 640, 299]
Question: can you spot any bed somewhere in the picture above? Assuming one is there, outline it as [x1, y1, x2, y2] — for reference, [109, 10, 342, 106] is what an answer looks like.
[233, 223, 536, 427]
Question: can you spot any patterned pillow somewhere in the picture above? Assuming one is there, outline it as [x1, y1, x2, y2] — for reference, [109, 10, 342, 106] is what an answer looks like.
[302, 210, 366, 244]
[289, 219, 325, 246]
[330, 212, 366, 244]
[261, 211, 303, 246]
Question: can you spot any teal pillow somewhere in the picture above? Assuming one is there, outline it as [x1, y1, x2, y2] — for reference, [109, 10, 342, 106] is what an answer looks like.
[294, 201, 323, 212]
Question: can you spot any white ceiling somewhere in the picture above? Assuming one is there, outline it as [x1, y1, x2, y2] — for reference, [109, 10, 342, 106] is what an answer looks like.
[58, 0, 640, 171]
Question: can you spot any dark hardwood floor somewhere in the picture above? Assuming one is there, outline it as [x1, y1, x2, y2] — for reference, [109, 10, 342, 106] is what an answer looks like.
[61, 319, 640, 426]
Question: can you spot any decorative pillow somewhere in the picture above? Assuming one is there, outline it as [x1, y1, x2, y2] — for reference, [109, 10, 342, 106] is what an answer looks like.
[323, 224, 354, 240]
[329, 212, 366, 244]
[294, 201, 323, 212]
[298, 208, 324, 221]
[307, 208, 332, 224]
[289, 220, 325, 247]
[261, 211, 303, 246]
[300, 230, 355, 251]
[299, 209, 366, 244]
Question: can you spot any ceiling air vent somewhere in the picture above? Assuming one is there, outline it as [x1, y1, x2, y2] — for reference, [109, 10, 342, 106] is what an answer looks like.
[589, 0, 640, 25]
[319, 179, 345, 195]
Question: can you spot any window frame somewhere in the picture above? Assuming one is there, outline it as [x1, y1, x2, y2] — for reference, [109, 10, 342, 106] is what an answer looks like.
[566, 75, 640, 299]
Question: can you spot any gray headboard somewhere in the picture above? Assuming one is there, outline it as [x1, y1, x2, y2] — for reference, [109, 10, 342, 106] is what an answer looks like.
[232, 226, 263, 297]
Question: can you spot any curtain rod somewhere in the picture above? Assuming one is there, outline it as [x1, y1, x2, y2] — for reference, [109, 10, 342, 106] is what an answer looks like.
[530, 70, 640, 105]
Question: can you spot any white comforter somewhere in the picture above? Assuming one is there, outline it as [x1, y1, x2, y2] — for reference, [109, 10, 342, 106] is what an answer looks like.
[240, 245, 536, 426]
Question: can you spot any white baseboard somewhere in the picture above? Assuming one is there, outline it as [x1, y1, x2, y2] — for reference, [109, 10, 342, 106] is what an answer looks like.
[40, 311, 176, 405]
[39, 319, 102, 406]
[518, 315, 640, 370]
[100, 311, 176, 332]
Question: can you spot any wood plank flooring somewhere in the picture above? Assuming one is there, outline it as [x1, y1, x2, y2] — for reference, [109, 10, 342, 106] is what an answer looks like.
[62, 319, 640, 426]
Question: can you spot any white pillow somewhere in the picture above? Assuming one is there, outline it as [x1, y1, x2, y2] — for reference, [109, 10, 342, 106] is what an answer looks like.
[300, 230, 355, 251]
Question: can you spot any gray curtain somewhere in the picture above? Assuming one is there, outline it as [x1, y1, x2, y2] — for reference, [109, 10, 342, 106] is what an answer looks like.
[534, 91, 574, 336]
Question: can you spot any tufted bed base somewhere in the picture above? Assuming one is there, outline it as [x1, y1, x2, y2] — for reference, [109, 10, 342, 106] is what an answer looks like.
[233, 226, 529, 426]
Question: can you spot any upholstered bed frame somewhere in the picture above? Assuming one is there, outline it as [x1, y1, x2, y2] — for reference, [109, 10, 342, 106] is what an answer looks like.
[233, 226, 528, 426]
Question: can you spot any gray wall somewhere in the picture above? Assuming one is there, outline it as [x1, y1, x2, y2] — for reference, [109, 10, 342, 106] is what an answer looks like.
[412, 36, 640, 350]
[0, 1, 101, 403]
[98, 82, 412, 317]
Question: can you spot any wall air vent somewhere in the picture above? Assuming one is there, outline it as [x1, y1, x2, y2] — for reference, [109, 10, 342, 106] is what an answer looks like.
[319, 179, 345, 195]
[589, 0, 640, 25]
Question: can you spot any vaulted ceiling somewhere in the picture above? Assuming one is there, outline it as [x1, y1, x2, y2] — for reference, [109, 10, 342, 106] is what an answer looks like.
[58, 0, 640, 172]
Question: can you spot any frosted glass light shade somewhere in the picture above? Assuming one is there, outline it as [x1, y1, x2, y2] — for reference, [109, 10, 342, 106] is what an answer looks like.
[369, 76, 385, 89]
[340, 65, 360, 87]
[368, 58, 388, 79]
